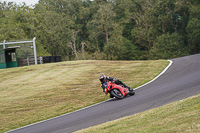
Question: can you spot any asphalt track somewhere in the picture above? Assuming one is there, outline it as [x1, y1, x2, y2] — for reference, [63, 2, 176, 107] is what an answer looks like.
[7, 54, 200, 133]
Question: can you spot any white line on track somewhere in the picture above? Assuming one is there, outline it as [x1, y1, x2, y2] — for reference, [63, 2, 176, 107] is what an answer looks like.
[134, 60, 173, 90]
[6, 60, 173, 133]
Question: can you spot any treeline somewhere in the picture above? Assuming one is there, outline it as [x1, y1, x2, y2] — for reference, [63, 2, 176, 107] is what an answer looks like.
[0, 0, 199, 60]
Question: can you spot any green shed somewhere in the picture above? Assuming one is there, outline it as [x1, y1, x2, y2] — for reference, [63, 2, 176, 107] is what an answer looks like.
[0, 46, 20, 69]
[0, 49, 6, 69]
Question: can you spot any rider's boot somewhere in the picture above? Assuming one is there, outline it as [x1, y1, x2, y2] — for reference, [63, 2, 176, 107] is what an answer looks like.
[110, 94, 114, 98]
[123, 83, 133, 91]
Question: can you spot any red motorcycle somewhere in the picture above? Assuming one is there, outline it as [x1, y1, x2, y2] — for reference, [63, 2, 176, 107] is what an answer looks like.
[105, 81, 135, 99]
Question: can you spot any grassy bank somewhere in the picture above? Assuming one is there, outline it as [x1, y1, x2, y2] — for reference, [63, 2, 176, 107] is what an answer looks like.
[75, 94, 200, 133]
[0, 60, 168, 133]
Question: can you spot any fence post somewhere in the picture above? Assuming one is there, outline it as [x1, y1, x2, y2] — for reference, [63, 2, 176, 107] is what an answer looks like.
[33, 37, 37, 65]
[39, 56, 43, 64]
[27, 57, 29, 66]
[3, 40, 6, 49]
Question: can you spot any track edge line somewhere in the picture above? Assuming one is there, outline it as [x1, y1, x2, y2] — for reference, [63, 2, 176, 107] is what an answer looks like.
[134, 60, 173, 90]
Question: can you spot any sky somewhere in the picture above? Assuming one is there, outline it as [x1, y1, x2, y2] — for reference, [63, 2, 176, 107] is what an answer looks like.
[2, 0, 39, 6]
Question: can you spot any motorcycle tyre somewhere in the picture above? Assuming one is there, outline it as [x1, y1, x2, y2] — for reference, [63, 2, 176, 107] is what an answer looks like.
[110, 89, 124, 99]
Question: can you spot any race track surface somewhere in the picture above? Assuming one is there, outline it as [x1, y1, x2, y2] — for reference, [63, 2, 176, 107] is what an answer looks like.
[7, 54, 200, 133]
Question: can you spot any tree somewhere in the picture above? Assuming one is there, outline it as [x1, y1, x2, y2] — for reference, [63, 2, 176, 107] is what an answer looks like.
[186, 3, 200, 54]
[34, 0, 84, 60]
[87, 3, 117, 49]
[1, 0, 198, 60]
[150, 33, 187, 59]
[130, 0, 158, 51]
[113, 0, 136, 42]
[0, 2, 32, 41]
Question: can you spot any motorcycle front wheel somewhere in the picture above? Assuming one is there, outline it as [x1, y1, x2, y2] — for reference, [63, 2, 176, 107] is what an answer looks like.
[111, 89, 124, 99]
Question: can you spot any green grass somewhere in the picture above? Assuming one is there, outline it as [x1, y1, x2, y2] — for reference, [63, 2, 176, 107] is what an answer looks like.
[0, 60, 169, 133]
[75, 94, 200, 133]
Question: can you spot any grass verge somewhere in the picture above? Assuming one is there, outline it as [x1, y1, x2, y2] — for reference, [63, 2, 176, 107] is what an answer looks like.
[75, 94, 200, 133]
[0, 60, 168, 133]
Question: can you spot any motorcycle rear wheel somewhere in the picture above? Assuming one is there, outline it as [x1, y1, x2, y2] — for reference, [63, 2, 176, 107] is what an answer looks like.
[111, 89, 124, 99]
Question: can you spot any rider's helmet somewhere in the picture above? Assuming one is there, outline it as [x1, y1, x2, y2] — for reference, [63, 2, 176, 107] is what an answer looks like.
[99, 75, 106, 83]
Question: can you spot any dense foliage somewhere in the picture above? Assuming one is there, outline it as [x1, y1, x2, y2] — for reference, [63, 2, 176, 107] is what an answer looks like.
[0, 0, 199, 60]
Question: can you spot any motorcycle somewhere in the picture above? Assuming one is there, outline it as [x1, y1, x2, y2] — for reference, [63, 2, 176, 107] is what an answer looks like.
[105, 81, 135, 99]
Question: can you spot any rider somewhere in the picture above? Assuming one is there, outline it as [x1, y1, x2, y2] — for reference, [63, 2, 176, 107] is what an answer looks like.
[99, 75, 132, 98]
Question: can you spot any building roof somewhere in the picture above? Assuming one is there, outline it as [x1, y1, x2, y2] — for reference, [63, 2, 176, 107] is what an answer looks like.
[5, 46, 21, 50]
